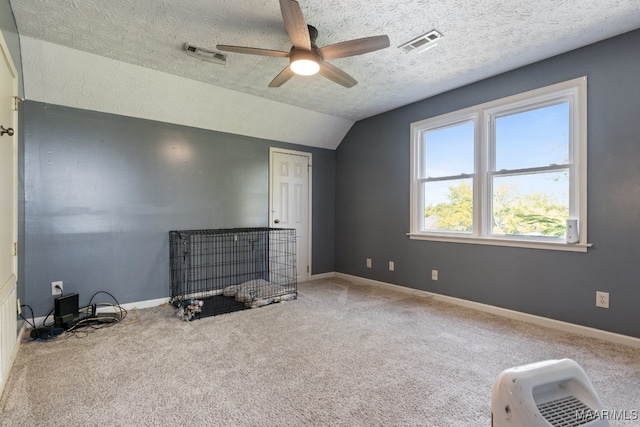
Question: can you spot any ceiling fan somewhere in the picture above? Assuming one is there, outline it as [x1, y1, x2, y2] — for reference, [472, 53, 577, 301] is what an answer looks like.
[216, 0, 390, 88]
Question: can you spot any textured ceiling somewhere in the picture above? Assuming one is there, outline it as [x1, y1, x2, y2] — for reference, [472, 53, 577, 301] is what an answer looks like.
[10, 0, 640, 121]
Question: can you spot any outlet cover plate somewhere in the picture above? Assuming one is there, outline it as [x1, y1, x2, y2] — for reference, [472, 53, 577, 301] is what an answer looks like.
[596, 291, 609, 309]
[52, 281, 63, 296]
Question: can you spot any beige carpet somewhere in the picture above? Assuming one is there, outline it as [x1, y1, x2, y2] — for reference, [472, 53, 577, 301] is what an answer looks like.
[1, 277, 639, 426]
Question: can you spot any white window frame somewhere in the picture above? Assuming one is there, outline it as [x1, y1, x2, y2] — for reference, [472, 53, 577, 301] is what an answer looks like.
[409, 77, 590, 252]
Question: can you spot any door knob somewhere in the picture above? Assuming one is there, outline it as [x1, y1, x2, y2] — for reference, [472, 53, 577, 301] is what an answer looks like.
[0, 125, 14, 137]
[274, 219, 280, 224]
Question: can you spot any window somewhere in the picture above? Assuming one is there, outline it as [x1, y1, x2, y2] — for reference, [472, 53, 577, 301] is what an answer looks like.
[409, 77, 588, 252]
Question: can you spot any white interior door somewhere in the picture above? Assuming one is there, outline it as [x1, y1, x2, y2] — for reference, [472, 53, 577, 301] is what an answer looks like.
[269, 148, 311, 282]
[0, 32, 19, 396]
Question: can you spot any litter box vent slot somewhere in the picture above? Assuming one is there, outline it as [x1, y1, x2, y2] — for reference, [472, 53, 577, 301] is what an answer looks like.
[537, 396, 594, 426]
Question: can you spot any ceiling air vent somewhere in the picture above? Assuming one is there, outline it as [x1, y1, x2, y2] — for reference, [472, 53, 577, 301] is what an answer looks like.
[398, 30, 443, 54]
[183, 43, 227, 64]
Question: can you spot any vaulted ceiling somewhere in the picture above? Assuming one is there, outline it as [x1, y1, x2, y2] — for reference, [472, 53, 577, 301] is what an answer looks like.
[10, 0, 640, 146]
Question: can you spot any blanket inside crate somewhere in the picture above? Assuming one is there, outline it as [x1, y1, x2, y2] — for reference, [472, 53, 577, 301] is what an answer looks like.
[223, 279, 297, 308]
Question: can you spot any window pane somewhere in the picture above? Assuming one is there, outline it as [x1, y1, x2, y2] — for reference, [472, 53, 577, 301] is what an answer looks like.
[423, 179, 473, 232]
[495, 103, 569, 170]
[423, 121, 474, 178]
[492, 171, 569, 237]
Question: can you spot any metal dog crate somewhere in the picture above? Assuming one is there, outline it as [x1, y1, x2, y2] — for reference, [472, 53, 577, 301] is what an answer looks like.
[169, 227, 297, 319]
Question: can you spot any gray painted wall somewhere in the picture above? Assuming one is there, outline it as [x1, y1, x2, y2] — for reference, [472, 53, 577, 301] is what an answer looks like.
[336, 28, 640, 338]
[22, 101, 335, 316]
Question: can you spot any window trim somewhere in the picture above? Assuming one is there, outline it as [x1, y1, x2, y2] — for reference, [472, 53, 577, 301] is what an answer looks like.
[409, 77, 589, 252]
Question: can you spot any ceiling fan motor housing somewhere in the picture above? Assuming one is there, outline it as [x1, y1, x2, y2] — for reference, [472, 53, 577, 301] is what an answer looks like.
[307, 25, 319, 48]
[289, 49, 320, 75]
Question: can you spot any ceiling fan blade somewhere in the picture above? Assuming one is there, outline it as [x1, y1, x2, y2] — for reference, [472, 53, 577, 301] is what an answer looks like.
[216, 45, 290, 58]
[318, 60, 357, 88]
[319, 35, 390, 60]
[269, 66, 296, 87]
[279, 0, 311, 50]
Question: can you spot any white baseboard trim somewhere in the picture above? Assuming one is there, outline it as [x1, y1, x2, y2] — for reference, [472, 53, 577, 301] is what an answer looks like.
[336, 273, 640, 349]
[309, 272, 337, 281]
[94, 297, 171, 313]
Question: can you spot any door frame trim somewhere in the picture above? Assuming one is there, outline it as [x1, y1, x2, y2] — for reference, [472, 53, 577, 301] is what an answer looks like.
[0, 25, 18, 281]
[269, 147, 312, 282]
[0, 26, 20, 400]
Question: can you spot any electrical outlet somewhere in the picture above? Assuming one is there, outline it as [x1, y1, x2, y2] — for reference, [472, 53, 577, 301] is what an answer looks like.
[17, 298, 21, 315]
[52, 281, 63, 296]
[596, 291, 609, 309]
[389, 261, 395, 271]
[366, 258, 372, 268]
[431, 270, 438, 281]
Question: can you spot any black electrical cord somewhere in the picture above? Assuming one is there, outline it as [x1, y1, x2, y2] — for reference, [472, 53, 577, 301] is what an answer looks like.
[19, 304, 36, 329]
[88, 290, 127, 320]
[40, 307, 56, 328]
[20, 304, 56, 341]
[88, 290, 120, 307]
[63, 290, 128, 336]
[21, 290, 128, 341]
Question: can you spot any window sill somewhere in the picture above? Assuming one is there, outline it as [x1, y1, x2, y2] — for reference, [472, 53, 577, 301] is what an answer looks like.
[406, 233, 591, 252]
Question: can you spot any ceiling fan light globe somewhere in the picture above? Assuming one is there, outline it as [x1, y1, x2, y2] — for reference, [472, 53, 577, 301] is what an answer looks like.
[290, 58, 320, 76]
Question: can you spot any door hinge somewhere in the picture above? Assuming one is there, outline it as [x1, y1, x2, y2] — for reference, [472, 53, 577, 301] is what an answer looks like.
[13, 96, 23, 111]
[13, 242, 17, 256]
[307, 265, 309, 273]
